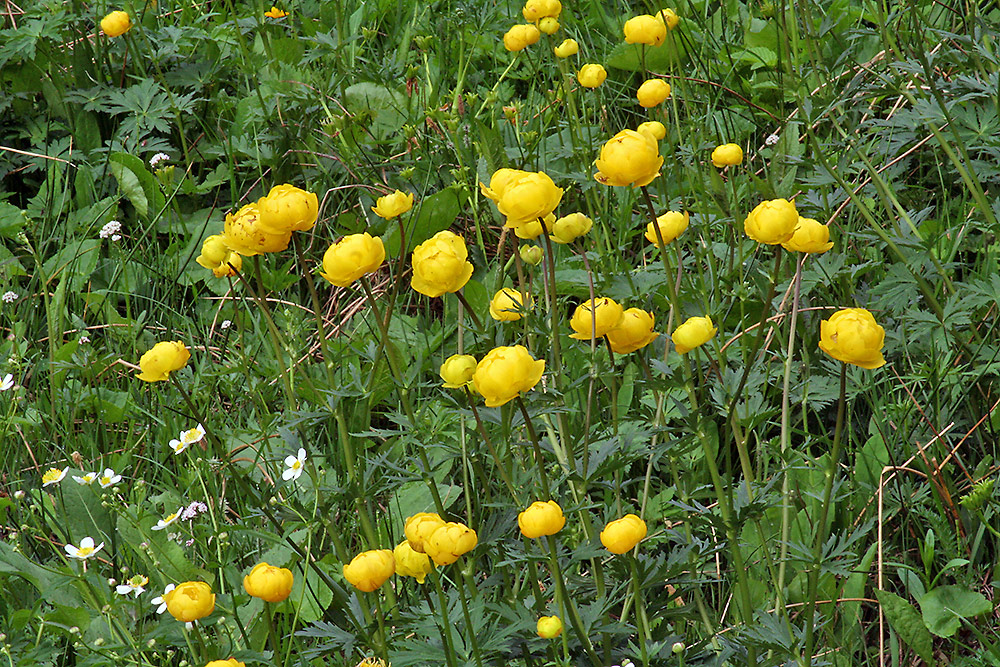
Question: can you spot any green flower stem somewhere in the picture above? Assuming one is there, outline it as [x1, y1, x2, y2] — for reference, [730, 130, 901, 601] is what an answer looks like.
[516, 397, 551, 499]
[464, 390, 522, 505]
[264, 601, 282, 662]
[802, 363, 847, 667]
[454, 560, 485, 667]
[544, 535, 602, 667]
[455, 290, 483, 330]
[430, 568, 460, 667]
[540, 231, 563, 377]
[372, 595, 391, 664]
[293, 235, 336, 388]
[628, 555, 651, 667]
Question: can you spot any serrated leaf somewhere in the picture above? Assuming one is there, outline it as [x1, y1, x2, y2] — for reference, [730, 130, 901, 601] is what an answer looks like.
[875, 589, 936, 665]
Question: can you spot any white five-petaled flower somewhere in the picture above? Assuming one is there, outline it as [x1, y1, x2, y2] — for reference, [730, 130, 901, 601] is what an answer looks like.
[65, 536, 105, 560]
[169, 423, 205, 454]
[0, 374, 13, 391]
[115, 574, 149, 597]
[42, 467, 68, 486]
[98, 468, 122, 488]
[151, 508, 183, 531]
[151, 584, 175, 613]
[73, 472, 98, 485]
[2, 291, 17, 303]
[283, 448, 307, 481]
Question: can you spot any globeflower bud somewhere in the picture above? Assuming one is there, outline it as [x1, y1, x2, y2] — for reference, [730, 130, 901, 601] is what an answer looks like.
[196, 235, 242, 278]
[577, 64, 607, 89]
[539, 17, 559, 34]
[645, 211, 689, 245]
[636, 79, 671, 107]
[553, 39, 579, 58]
[518, 500, 566, 538]
[537, 615, 564, 638]
[136, 341, 190, 382]
[393, 541, 434, 583]
[671, 316, 717, 354]
[594, 129, 663, 188]
[319, 233, 386, 287]
[243, 562, 294, 603]
[440, 355, 477, 389]
[404, 513, 446, 553]
[656, 8, 680, 29]
[503, 24, 541, 52]
[744, 198, 798, 245]
[600, 514, 647, 554]
[371, 190, 414, 219]
[424, 522, 478, 566]
[781, 217, 834, 254]
[472, 345, 545, 407]
[343, 550, 395, 592]
[410, 231, 474, 297]
[489, 288, 532, 322]
[569, 297, 625, 340]
[606, 308, 658, 354]
[711, 143, 743, 168]
[623, 15, 666, 46]
[163, 581, 215, 622]
[818, 308, 886, 369]
[550, 212, 592, 244]
[100, 11, 132, 37]
[637, 121, 666, 141]
[520, 245, 544, 265]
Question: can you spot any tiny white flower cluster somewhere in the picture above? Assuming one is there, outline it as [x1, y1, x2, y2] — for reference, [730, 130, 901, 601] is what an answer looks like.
[765, 133, 780, 146]
[99, 220, 122, 241]
[149, 153, 171, 169]
[220, 319, 232, 330]
[181, 500, 208, 520]
[1, 291, 17, 303]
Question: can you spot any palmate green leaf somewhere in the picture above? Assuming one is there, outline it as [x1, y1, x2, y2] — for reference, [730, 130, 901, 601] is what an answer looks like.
[875, 589, 936, 665]
[919, 585, 993, 638]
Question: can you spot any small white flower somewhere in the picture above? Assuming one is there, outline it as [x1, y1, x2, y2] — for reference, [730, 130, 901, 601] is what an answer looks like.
[2, 291, 18, 303]
[0, 374, 14, 391]
[98, 468, 122, 488]
[65, 536, 105, 560]
[79, 336, 91, 344]
[168, 423, 205, 455]
[151, 508, 183, 531]
[115, 574, 149, 598]
[99, 221, 122, 240]
[765, 133, 780, 146]
[42, 467, 68, 486]
[13, 490, 25, 500]
[220, 320, 232, 330]
[283, 448, 307, 481]
[149, 153, 170, 169]
[111, 234, 122, 242]
[73, 472, 98, 485]
[181, 501, 208, 520]
[150, 584, 175, 614]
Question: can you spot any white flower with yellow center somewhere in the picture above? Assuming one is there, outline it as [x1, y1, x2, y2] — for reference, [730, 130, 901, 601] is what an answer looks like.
[0, 374, 14, 391]
[73, 472, 98, 485]
[65, 537, 104, 560]
[98, 468, 122, 488]
[42, 467, 68, 487]
[283, 448, 307, 481]
[168, 423, 205, 455]
[115, 574, 149, 597]
[151, 508, 183, 531]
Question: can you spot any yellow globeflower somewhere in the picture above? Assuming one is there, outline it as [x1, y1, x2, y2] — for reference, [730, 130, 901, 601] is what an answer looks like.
[569, 297, 625, 340]
[744, 198, 798, 245]
[223, 202, 291, 256]
[163, 581, 215, 622]
[489, 287, 532, 322]
[371, 190, 414, 219]
[404, 512, 446, 553]
[537, 615, 564, 638]
[636, 79, 671, 108]
[205, 660, 246, 667]
[711, 143, 743, 168]
[480, 168, 525, 203]
[671, 316, 717, 354]
[440, 354, 477, 389]
[472, 345, 545, 407]
[781, 217, 834, 254]
[645, 211, 689, 245]
[577, 64, 607, 89]
[623, 15, 666, 46]
[264, 7, 288, 18]
[637, 121, 666, 141]
[818, 308, 886, 369]
[523, 0, 561, 20]
[343, 550, 395, 592]
[424, 522, 478, 566]
[539, 17, 559, 34]
[100, 11, 132, 37]
[550, 212, 592, 244]
[606, 308, 658, 354]
[319, 233, 385, 287]
[243, 562, 294, 603]
[655, 8, 680, 29]
[257, 184, 318, 234]
[594, 129, 663, 188]
[393, 541, 434, 584]
[410, 231, 474, 297]
[554, 39, 578, 58]
[196, 234, 242, 278]
[493, 171, 564, 228]
[518, 500, 566, 538]
[600, 514, 647, 554]
[503, 24, 541, 52]
[136, 341, 190, 382]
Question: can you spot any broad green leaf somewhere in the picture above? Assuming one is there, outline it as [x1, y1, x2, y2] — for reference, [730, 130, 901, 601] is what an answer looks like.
[383, 188, 464, 257]
[875, 589, 935, 665]
[919, 585, 992, 638]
